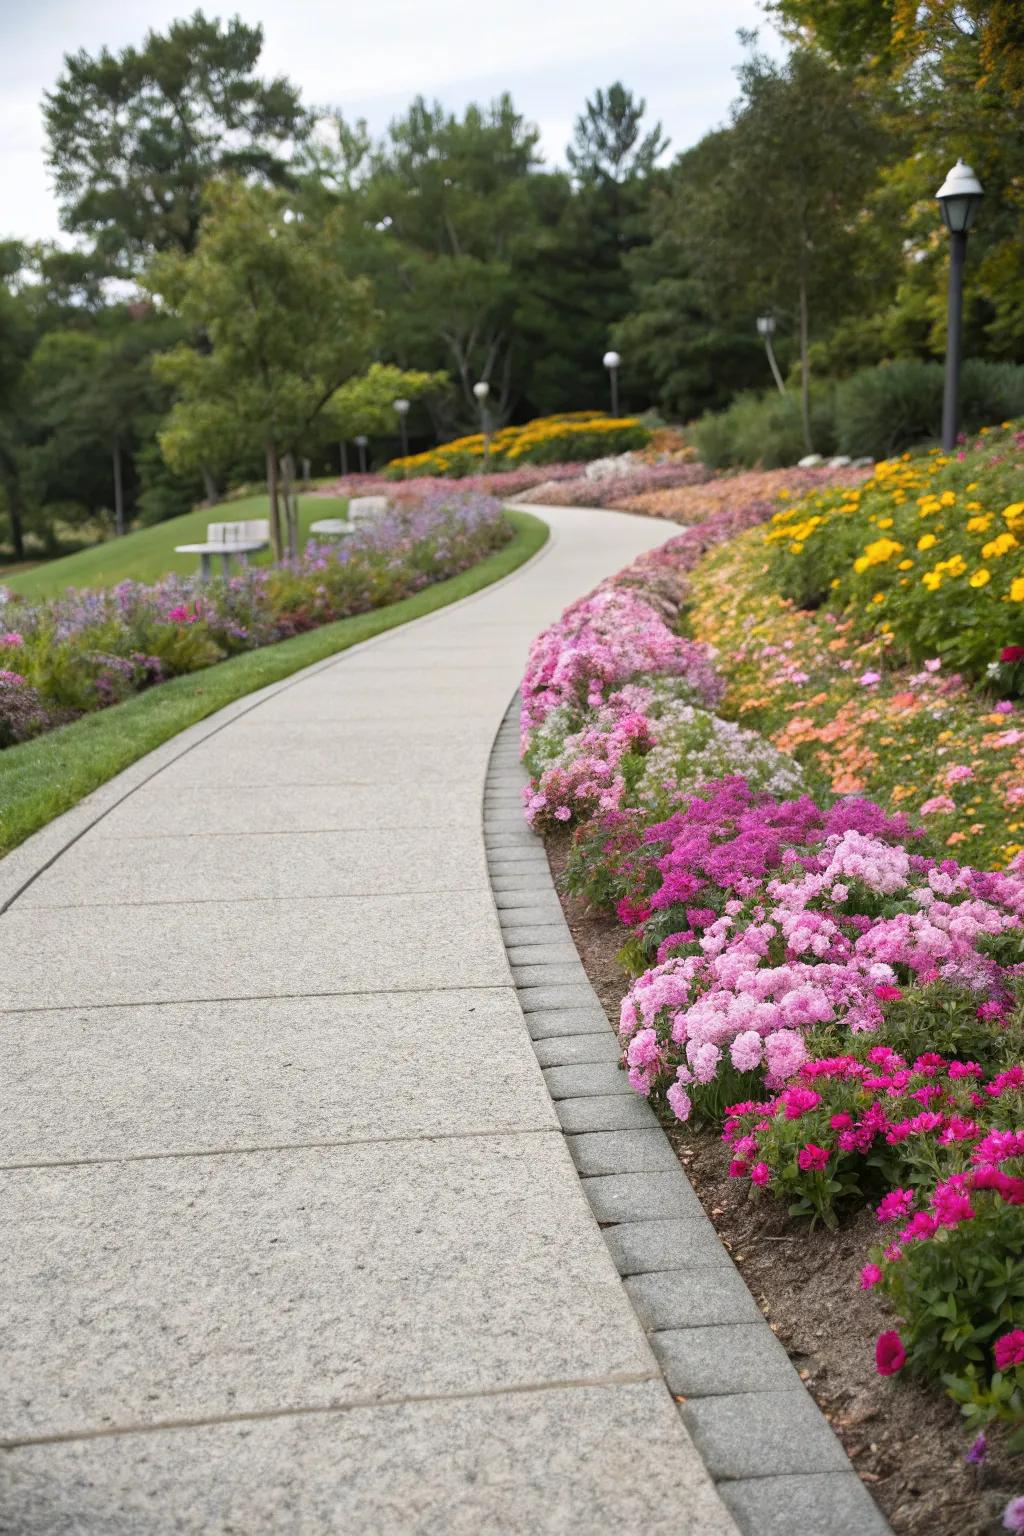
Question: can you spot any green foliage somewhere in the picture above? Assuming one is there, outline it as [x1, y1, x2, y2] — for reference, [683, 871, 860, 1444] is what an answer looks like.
[694, 388, 838, 469]
[835, 360, 1024, 458]
[323, 362, 448, 443]
[44, 11, 306, 271]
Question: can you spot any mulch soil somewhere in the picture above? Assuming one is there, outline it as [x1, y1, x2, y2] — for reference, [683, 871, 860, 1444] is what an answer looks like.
[545, 831, 1019, 1536]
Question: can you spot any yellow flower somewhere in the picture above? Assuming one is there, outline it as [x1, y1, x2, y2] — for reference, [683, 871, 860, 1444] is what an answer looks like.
[1010, 577, 1024, 602]
[854, 537, 903, 573]
[918, 534, 937, 550]
[967, 514, 993, 532]
[982, 532, 1018, 559]
[872, 592, 885, 604]
[877, 517, 894, 529]
[922, 570, 943, 591]
[898, 559, 913, 570]
[969, 569, 991, 588]
[940, 490, 956, 506]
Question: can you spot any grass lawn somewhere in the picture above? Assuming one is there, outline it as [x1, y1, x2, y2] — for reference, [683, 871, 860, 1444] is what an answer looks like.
[2, 493, 348, 600]
[0, 509, 548, 858]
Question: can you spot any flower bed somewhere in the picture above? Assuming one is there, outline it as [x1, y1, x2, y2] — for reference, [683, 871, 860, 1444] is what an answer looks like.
[615, 462, 871, 522]
[0, 487, 511, 748]
[386, 411, 650, 478]
[518, 462, 1024, 1530]
[315, 462, 590, 500]
[514, 459, 711, 508]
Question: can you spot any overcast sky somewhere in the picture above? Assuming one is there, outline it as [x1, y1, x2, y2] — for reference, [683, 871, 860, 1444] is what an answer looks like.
[1, 0, 782, 246]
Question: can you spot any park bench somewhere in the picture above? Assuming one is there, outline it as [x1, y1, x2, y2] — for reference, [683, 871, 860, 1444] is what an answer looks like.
[310, 497, 388, 540]
[175, 518, 270, 579]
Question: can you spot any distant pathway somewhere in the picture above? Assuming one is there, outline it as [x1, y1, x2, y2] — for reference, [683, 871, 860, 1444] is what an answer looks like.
[0, 506, 737, 1534]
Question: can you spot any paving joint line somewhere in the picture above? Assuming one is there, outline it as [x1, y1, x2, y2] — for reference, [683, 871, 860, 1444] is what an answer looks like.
[482, 694, 894, 1536]
[0, 982, 517, 1016]
[0, 1123, 559, 1174]
[0, 1368, 661, 1452]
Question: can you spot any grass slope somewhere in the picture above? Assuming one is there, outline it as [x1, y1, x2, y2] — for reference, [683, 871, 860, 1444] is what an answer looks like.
[0, 509, 548, 857]
[3, 494, 348, 599]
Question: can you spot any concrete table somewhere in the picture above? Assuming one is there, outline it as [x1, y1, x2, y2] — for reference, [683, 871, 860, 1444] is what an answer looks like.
[174, 540, 268, 579]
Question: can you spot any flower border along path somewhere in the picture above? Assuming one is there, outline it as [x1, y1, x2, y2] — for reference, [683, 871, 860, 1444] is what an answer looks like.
[485, 698, 892, 1536]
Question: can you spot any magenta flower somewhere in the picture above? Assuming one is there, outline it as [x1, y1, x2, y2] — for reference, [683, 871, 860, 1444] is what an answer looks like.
[1003, 1497, 1024, 1534]
[797, 1143, 829, 1171]
[875, 1331, 906, 1376]
[859, 1263, 883, 1290]
[750, 1161, 771, 1186]
[994, 1330, 1024, 1371]
[1, 630, 23, 646]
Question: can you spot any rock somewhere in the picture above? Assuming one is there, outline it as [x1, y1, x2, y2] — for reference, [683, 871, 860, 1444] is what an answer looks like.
[797, 454, 824, 468]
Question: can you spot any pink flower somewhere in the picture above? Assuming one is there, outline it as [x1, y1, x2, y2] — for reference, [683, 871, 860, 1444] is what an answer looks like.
[920, 795, 956, 816]
[874, 984, 902, 1001]
[924, 658, 942, 672]
[876, 1188, 915, 1224]
[875, 1330, 906, 1376]
[1003, 1497, 1024, 1534]
[750, 1161, 771, 1186]
[994, 1330, 1024, 1371]
[1, 631, 23, 647]
[780, 1085, 822, 1119]
[797, 1143, 829, 1171]
[859, 670, 881, 687]
[553, 806, 572, 822]
[859, 1263, 883, 1290]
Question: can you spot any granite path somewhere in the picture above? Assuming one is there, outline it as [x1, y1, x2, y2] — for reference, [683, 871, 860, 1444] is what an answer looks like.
[0, 505, 740, 1534]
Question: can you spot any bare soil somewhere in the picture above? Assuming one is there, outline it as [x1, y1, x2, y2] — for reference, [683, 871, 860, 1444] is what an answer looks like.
[545, 831, 1019, 1536]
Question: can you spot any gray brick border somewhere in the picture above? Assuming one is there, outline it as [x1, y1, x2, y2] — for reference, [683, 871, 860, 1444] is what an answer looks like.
[485, 697, 893, 1536]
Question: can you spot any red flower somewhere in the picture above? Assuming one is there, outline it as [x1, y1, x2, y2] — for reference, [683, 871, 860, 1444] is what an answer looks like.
[1001, 646, 1024, 663]
[876, 1331, 906, 1376]
[797, 1143, 829, 1171]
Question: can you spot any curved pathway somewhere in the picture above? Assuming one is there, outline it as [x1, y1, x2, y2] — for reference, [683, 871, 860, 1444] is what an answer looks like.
[0, 505, 737, 1534]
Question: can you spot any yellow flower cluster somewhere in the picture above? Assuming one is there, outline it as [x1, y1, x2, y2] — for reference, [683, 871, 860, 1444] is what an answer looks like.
[760, 422, 1024, 681]
[387, 411, 649, 477]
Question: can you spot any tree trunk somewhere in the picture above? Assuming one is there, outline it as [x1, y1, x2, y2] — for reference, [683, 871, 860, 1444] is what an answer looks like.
[339, 441, 348, 475]
[301, 456, 311, 488]
[281, 453, 298, 560]
[265, 440, 283, 562]
[798, 272, 813, 455]
[1, 464, 26, 562]
[112, 435, 126, 536]
[200, 463, 218, 505]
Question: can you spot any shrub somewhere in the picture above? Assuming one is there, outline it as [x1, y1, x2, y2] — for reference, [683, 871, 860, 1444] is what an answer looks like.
[694, 388, 838, 470]
[835, 361, 1024, 460]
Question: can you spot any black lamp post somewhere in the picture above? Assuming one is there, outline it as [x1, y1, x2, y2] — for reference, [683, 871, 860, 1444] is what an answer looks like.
[757, 313, 786, 394]
[473, 380, 491, 466]
[393, 397, 410, 457]
[603, 350, 621, 417]
[936, 158, 984, 451]
[354, 434, 368, 473]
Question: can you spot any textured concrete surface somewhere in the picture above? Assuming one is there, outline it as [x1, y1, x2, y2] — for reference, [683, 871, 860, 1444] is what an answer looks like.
[0, 505, 738, 1532]
[0, 1383, 735, 1536]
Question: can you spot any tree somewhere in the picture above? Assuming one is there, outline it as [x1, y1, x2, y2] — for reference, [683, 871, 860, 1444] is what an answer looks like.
[44, 12, 306, 271]
[321, 362, 448, 451]
[150, 180, 376, 559]
[680, 44, 896, 450]
[567, 82, 668, 185]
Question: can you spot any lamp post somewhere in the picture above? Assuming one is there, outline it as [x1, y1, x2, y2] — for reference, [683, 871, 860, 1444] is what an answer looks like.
[756, 314, 786, 395]
[393, 397, 410, 457]
[473, 380, 491, 466]
[354, 434, 368, 474]
[936, 158, 984, 452]
[603, 350, 621, 417]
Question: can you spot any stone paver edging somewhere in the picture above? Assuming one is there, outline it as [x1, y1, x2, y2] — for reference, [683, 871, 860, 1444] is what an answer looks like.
[485, 697, 894, 1536]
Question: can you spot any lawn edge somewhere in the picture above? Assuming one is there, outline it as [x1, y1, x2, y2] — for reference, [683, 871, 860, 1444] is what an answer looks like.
[0, 508, 550, 909]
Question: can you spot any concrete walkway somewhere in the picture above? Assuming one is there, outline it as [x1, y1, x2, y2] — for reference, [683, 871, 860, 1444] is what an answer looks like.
[0, 506, 737, 1534]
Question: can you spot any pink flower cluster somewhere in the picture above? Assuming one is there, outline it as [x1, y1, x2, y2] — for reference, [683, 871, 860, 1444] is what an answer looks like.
[519, 587, 722, 738]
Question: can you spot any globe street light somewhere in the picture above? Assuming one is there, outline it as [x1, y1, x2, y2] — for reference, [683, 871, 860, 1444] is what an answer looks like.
[393, 397, 411, 458]
[936, 158, 984, 451]
[757, 313, 786, 395]
[473, 380, 492, 466]
[354, 434, 368, 474]
[603, 350, 621, 417]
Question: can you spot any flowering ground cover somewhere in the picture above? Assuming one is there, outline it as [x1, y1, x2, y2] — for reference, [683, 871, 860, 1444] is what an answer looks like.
[386, 410, 650, 478]
[515, 459, 710, 508]
[0, 487, 510, 751]
[0, 506, 546, 856]
[614, 462, 871, 522]
[518, 453, 1024, 1530]
[316, 462, 591, 500]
